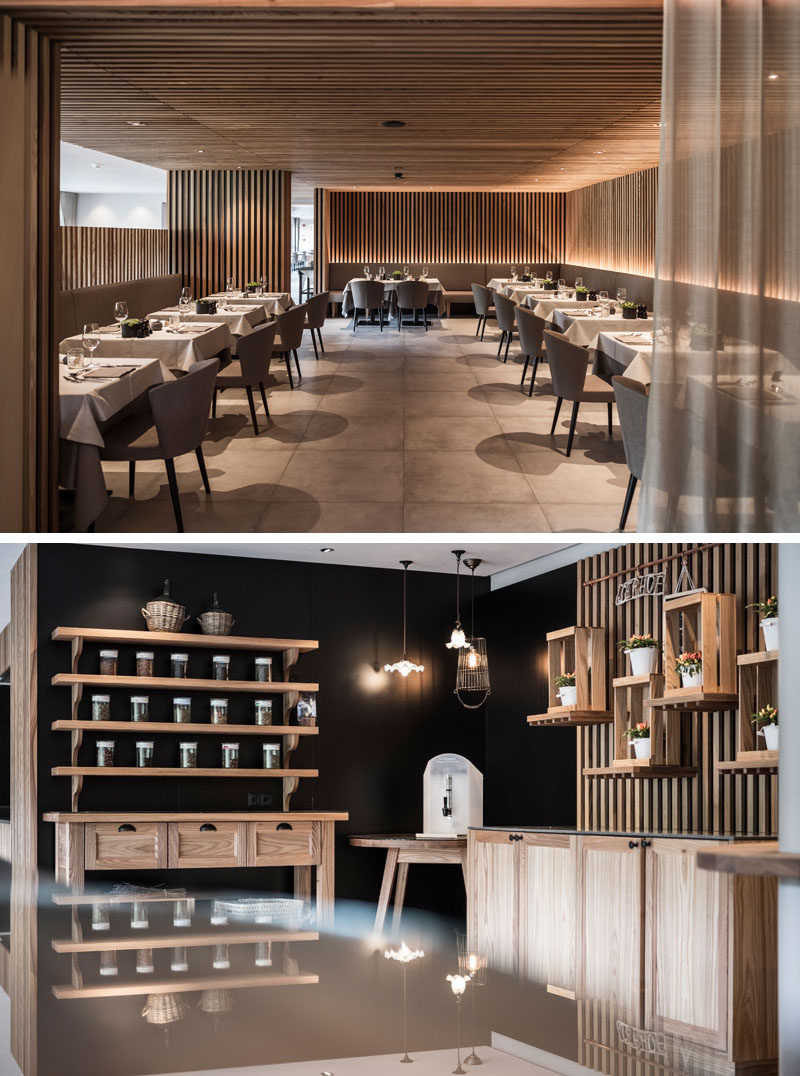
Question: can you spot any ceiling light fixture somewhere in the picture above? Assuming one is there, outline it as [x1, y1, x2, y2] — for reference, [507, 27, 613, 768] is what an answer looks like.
[768, 72, 779, 80]
[380, 119, 407, 128]
[594, 150, 604, 155]
[126, 120, 146, 127]
[455, 558, 491, 709]
[394, 171, 404, 179]
[384, 561, 424, 678]
[197, 149, 206, 154]
[90, 163, 102, 170]
[319, 547, 335, 554]
[446, 550, 469, 651]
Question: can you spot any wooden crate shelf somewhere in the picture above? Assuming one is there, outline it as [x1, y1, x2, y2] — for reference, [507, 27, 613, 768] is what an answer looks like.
[528, 625, 609, 728]
[52, 720, 318, 737]
[644, 692, 739, 712]
[735, 648, 778, 759]
[52, 673, 318, 694]
[52, 930, 318, 953]
[583, 761, 698, 779]
[527, 708, 612, 727]
[662, 591, 737, 698]
[52, 767, 318, 779]
[52, 971, 319, 1000]
[52, 626, 318, 653]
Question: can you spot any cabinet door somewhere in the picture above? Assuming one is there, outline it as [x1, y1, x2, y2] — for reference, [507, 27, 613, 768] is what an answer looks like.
[167, 822, 246, 868]
[519, 833, 578, 996]
[645, 838, 729, 1051]
[578, 835, 644, 1021]
[85, 822, 168, 871]
[468, 831, 518, 975]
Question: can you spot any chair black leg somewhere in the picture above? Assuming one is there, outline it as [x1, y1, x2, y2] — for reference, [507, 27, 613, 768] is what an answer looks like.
[619, 475, 637, 530]
[195, 446, 211, 494]
[164, 458, 184, 532]
[398, 306, 402, 332]
[423, 308, 428, 331]
[283, 352, 295, 389]
[212, 388, 217, 419]
[258, 381, 270, 418]
[480, 317, 487, 342]
[566, 401, 581, 457]
[317, 327, 325, 353]
[310, 331, 319, 360]
[475, 316, 480, 337]
[607, 401, 613, 437]
[352, 307, 358, 332]
[128, 460, 136, 498]
[293, 349, 302, 381]
[379, 307, 384, 332]
[550, 397, 563, 435]
[245, 384, 260, 435]
[503, 332, 512, 363]
[520, 355, 530, 386]
[497, 329, 505, 358]
[527, 356, 540, 397]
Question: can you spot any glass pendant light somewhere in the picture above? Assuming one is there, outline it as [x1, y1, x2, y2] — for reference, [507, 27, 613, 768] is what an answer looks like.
[446, 550, 469, 650]
[455, 558, 491, 709]
[384, 561, 424, 677]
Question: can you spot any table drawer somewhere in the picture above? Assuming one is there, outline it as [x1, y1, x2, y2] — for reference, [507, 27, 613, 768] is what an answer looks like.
[85, 822, 168, 870]
[249, 821, 318, 866]
[168, 822, 245, 868]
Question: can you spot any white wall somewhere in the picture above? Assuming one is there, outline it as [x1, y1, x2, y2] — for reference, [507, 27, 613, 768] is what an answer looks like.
[71, 192, 166, 229]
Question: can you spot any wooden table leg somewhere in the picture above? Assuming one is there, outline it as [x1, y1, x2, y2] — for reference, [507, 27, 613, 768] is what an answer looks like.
[294, 865, 312, 905]
[316, 821, 336, 930]
[374, 847, 399, 936]
[460, 850, 468, 892]
[391, 862, 409, 932]
[55, 822, 84, 891]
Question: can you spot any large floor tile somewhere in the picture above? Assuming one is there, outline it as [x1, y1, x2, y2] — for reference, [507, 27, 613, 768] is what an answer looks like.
[328, 389, 405, 416]
[403, 390, 493, 417]
[404, 415, 503, 452]
[404, 448, 535, 503]
[255, 500, 405, 532]
[524, 459, 630, 504]
[298, 413, 404, 451]
[272, 450, 404, 502]
[539, 500, 634, 532]
[403, 501, 550, 531]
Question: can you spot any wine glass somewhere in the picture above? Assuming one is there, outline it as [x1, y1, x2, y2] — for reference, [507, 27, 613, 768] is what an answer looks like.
[113, 301, 128, 334]
[181, 286, 192, 304]
[82, 323, 100, 365]
[598, 290, 609, 315]
[225, 277, 235, 296]
[259, 274, 268, 295]
[523, 264, 531, 278]
[363, 265, 370, 279]
[379, 265, 386, 279]
[421, 265, 429, 279]
[557, 277, 566, 294]
[545, 270, 553, 282]
[617, 287, 627, 304]
[178, 291, 192, 322]
[510, 265, 517, 281]
[403, 264, 410, 278]
[575, 276, 584, 287]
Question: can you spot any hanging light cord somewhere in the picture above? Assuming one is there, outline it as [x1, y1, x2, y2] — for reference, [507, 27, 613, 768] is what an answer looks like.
[454, 552, 463, 626]
[402, 562, 408, 658]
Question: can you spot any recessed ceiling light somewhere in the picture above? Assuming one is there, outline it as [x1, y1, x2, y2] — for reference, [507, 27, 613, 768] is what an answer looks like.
[90, 163, 102, 170]
[197, 149, 205, 154]
[380, 120, 407, 128]
[768, 72, 779, 80]
[320, 547, 335, 554]
[126, 120, 146, 127]
[594, 150, 604, 154]
[558, 167, 565, 171]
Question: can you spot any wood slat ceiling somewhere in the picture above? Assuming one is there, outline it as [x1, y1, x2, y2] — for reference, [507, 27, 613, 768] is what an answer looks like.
[6, 3, 665, 190]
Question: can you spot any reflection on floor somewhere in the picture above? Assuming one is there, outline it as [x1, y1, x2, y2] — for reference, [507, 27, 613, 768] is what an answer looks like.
[96, 316, 636, 533]
[0, 990, 23, 1076]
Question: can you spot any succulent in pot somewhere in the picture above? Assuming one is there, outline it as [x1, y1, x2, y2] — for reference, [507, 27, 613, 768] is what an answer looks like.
[196, 299, 217, 315]
[752, 704, 778, 752]
[624, 721, 651, 759]
[555, 670, 577, 707]
[747, 596, 778, 652]
[543, 278, 559, 291]
[675, 651, 703, 689]
[618, 633, 661, 676]
[120, 317, 151, 339]
[391, 269, 404, 280]
[244, 281, 261, 295]
[621, 301, 638, 320]
[574, 285, 589, 302]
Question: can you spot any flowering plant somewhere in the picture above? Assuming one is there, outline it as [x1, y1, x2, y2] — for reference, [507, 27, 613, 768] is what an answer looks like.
[624, 722, 650, 740]
[554, 671, 576, 688]
[751, 704, 778, 728]
[675, 651, 702, 674]
[748, 596, 778, 618]
[618, 633, 661, 651]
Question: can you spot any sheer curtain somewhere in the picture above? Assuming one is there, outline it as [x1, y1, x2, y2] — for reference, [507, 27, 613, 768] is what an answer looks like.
[640, 0, 800, 531]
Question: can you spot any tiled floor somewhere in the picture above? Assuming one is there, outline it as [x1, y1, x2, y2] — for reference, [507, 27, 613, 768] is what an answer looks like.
[98, 316, 637, 533]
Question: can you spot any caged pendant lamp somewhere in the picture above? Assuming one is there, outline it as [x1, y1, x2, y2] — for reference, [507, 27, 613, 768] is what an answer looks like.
[455, 558, 490, 709]
[385, 561, 425, 678]
[445, 550, 469, 650]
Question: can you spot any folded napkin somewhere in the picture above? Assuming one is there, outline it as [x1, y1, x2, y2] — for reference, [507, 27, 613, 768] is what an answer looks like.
[617, 332, 654, 344]
[81, 364, 137, 379]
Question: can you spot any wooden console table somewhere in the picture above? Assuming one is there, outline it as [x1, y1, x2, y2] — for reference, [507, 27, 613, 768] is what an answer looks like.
[44, 811, 348, 927]
[350, 834, 468, 934]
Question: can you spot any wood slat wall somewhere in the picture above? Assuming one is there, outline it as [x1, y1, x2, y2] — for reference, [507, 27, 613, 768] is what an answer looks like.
[565, 167, 658, 277]
[61, 226, 168, 290]
[576, 543, 777, 837]
[327, 190, 566, 264]
[167, 169, 291, 297]
[314, 187, 330, 293]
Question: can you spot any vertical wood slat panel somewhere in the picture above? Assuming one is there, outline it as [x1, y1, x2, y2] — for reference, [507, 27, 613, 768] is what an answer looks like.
[564, 168, 658, 276]
[167, 169, 291, 297]
[60, 226, 168, 290]
[575, 543, 777, 837]
[327, 190, 566, 264]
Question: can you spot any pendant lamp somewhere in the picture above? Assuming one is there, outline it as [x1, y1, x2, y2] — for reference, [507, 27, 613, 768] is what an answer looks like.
[384, 561, 425, 677]
[446, 550, 469, 650]
[455, 558, 490, 709]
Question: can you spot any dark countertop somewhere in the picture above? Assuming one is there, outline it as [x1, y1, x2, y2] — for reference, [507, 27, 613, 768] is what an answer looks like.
[470, 825, 772, 843]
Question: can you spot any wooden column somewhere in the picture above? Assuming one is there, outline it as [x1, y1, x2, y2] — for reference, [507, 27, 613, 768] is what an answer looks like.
[168, 168, 292, 297]
[0, 18, 60, 531]
[313, 187, 330, 293]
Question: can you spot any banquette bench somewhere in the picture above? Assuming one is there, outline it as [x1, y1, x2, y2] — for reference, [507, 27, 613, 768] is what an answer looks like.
[58, 273, 184, 340]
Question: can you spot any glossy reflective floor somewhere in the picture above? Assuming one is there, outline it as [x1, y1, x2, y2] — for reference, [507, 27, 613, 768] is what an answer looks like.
[96, 317, 636, 534]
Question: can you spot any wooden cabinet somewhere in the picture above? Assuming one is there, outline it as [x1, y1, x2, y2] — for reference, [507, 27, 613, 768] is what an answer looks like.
[249, 820, 318, 866]
[168, 821, 247, 868]
[519, 832, 578, 996]
[469, 830, 518, 975]
[84, 821, 168, 871]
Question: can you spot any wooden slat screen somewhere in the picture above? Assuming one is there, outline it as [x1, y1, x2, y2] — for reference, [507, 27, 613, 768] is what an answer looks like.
[61, 226, 168, 290]
[313, 187, 330, 293]
[576, 542, 777, 837]
[327, 190, 565, 264]
[167, 169, 291, 297]
[565, 168, 658, 277]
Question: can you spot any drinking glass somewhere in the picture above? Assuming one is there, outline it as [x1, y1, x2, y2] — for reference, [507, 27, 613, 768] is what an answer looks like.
[421, 266, 429, 279]
[113, 301, 128, 334]
[225, 277, 235, 295]
[616, 287, 627, 303]
[599, 290, 608, 301]
[510, 265, 517, 281]
[557, 278, 566, 294]
[178, 295, 190, 322]
[82, 323, 100, 364]
[66, 347, 84, 372]
[523, 264, 531, 277]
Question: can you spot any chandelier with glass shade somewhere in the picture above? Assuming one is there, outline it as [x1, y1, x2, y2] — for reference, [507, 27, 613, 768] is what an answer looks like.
[445, 549, 470, 650]
[384, 560, 425, 678]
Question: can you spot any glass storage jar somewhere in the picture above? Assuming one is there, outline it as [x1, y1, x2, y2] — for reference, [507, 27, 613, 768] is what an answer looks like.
[99, 951, 119, 977]
[212, 943, 230, 970]
[99, 649, 118, 676]
[136, 948, 154, 974]
[179, 741, 198, 769]
[130, 901, 149, 930]
[170, 652, 189, 678]
[254, 940, 273, 967]
[96, 740, 115, 767]
[172, 697, 192, 723]
[254, 656, 273, 682]
[262, 743, 281, 770]
[221, 742, 239, 769]
[130, 695, 149, 722]
[91, 902, 111, 932]
[135, 650, 154, 677]
[254, 699, 273, 725]
[170, 946, 189, 973]
[91, 694, 111, 721]
[210, 900, 228, 926]
[212, 654, 230, 680]
[210, 698, 229, 724]
[173, 899, 193, 928]
[135, 741, 154, 768]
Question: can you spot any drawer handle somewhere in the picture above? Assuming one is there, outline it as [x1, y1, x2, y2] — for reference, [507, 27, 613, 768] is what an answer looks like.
[276, 822, 293, 831]
[628, 840, 640, 849]
[200, 823, 217, 832]
[118, 824, 136, 833]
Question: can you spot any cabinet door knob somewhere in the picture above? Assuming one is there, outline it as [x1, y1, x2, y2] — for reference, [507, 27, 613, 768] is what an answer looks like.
[118, 824, 136, 833]
[628, 840, 639, 849]
[199, 823, 217, 832]
[508, 833, 515, 842]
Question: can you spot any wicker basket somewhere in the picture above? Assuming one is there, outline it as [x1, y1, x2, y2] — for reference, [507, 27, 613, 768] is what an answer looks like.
[141, 599, 188, 633]
[198, 989, 235, 1014]
[142, 993, 189, 1026]
[197, 610, 234, 636]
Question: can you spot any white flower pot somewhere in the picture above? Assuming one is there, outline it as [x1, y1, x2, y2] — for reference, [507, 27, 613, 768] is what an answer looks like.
[760, 617, 779, 652]
[680, 669, 703, 689]
[760, 724, 779, 752]
[633, 737, 651, 760]
[626, 647, 658, 677]
[558, 685, 577, 706]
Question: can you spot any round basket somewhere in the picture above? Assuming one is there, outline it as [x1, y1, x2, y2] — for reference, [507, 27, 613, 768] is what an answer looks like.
[141, 599, 188, 633]
[198, 989, 235, 1014]
[218, 897, 308, 926]
[197, 610, 234, 636]
[142, 993, 189, 1026]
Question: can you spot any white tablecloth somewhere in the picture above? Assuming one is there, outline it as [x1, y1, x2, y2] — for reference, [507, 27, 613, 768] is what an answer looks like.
[60, 323, 233, 372]
[591, 331, 654, 383]
[486, 277, 550, 292]
[149, 305, 268, 337]
[341, 278, 446, 316]
[530, 297, 599, 318]
[206, 292, 292, 316]
[505, 286, 552, 304]
[549, 308, 655, 348]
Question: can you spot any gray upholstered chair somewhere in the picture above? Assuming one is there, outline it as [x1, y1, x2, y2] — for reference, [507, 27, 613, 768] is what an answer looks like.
[471, 283, 495, 340]
[544, 330, 615, 457]
[493, 290, 517, 362]
[273, 303, 307, 388]
[99, 356, 219, 532]
[351, 279, 388, 332]
[612, 375, 649, 530]
[304, 290, 329, 359]
[395, 280, 429, 331]
[213, 321, 277, 435]
[515, 306, 546, 395]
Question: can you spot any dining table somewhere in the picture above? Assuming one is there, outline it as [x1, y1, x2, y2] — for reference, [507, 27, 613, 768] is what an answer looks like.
[205, 291, 293, 316]
[148, 304, 268, 340]
[59, 322, 233, 372]
[547, 307, 656, 348]
[589, 330, 655, 383]
[341, 277, 447, 317]
[529, 296, 601, 318]
[58, 356, 172, 531]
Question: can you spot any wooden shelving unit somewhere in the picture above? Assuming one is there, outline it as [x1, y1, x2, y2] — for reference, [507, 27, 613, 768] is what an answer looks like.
[662, 591, 737, 699]
[717, 649, 779, 776]
[51, 767, 318, 779]
[52, 720, 318, 737]
[717, 754, 777, 775]
[583, 762, 697, 779]
[52, 929, 318, 953]
[53, 972, 319, 1000]
[644, 691, 739, 712]
[527, 709, 612, 727]
[51, 626, 318, 653]
[52, 673, 318, 693]
[528, 626, 612, 726]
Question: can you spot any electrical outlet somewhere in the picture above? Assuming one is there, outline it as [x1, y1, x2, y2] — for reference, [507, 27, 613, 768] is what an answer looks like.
[248, 792, 274, 808]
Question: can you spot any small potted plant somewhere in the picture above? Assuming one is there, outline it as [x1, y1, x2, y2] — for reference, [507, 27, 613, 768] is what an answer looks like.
[543, 278, 559, 291]
[747, 596, 778, 652]
[621, 301, 638, 321]
[555, 671, 577, 707]
[120, 317, 151, 339]
[391, 269, 404, 280]
[675, 651, 703, 689]
[752, 704, 778, 752]
[625, 721, 651, 759]
[618, 633, 661, 677]
[575, 285, 589, 302]
[196, 299, 217, 315]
